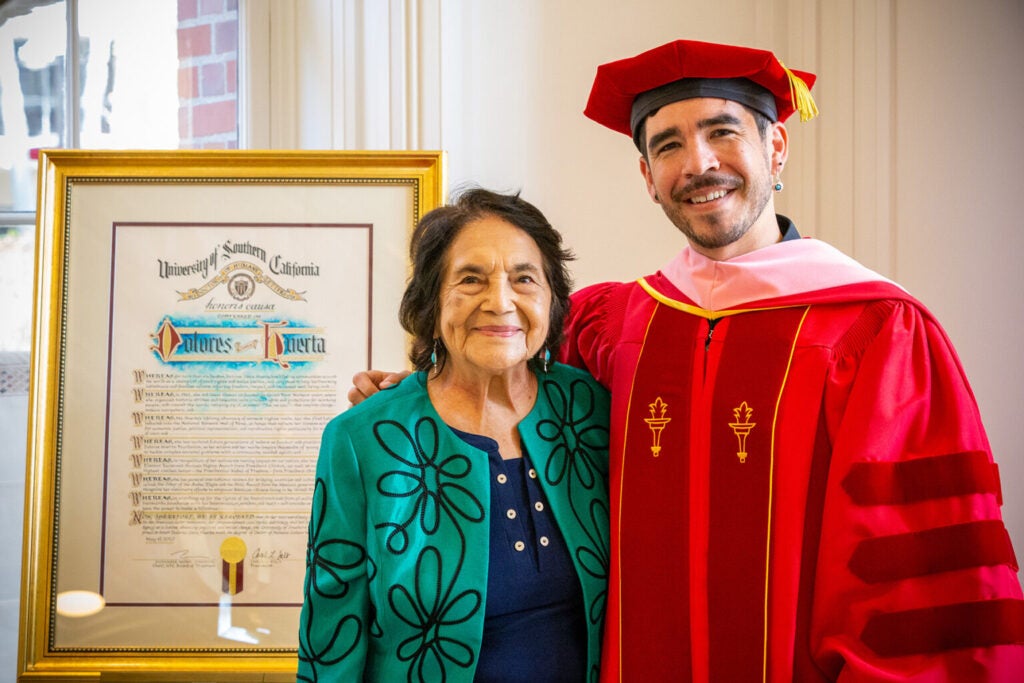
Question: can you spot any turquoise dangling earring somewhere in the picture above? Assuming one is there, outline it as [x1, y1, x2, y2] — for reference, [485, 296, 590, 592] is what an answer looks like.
[542, 348, 551, 373]
[430, 338, 439, 374]
[773, 174, 784, 192]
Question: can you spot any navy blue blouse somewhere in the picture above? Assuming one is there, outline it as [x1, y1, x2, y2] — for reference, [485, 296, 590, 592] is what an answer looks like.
[451, 428, 587, 683]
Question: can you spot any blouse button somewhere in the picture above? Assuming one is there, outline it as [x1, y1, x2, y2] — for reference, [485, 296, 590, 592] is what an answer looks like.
[540, 536, 550, 546]
[528, 468, 537, 479]
[514, 541, 526, 552]
[497, 473, 508, 484]
[534, 501, 544, 512]
[506, 509, 517, 520]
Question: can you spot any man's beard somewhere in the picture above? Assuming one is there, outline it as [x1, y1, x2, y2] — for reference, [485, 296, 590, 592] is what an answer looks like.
[662, 169, 773, 251]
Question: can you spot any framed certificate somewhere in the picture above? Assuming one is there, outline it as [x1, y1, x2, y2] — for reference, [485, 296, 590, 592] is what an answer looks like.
[18, 150, 445, 681]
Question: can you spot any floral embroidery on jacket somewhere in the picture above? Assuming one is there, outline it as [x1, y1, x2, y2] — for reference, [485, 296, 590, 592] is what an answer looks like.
[391, 546, 481, 681]
[374, 417, 485, 553]
[537, 376, 611, 629]
[298, 477, 370, 680]
[297, 367, 610, 682]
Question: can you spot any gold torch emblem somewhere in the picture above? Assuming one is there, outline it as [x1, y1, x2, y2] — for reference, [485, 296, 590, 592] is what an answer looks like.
[728, 401, 756, 463]
[644, 397, 671, 457]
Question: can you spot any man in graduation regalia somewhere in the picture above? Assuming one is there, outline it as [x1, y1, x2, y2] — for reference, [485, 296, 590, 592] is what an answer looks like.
[568, 39, 1024, 681]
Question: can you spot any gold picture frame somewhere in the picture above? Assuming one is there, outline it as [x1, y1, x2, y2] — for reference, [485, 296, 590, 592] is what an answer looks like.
[18, 150, 445, 681]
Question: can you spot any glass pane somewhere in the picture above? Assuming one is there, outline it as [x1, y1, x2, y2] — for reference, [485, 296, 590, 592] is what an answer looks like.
[0, 225, 35, 351]
[0, 1, 240, 213]
[79, 0, 239, 150]
[0, 0, 67, 212]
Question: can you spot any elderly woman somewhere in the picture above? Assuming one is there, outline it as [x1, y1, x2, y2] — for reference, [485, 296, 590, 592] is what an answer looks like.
[297, 189, 610, 682]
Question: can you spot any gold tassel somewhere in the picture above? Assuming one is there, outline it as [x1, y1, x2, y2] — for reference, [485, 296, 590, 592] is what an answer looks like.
[780, 61, 819, 122]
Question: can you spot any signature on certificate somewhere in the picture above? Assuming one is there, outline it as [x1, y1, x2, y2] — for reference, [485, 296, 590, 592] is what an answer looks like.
[150, 548, 216, 569]
[250, 547, 292, 567]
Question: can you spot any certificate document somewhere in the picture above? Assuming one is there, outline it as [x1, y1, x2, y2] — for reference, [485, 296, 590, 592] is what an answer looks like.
[102, 223, 364, 606]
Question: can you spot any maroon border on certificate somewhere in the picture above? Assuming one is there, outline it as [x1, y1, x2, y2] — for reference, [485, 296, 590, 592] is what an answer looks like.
[99, 221, 371, 608]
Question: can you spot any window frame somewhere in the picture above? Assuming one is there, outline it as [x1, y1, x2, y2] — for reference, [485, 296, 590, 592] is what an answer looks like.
[0, 0, 259, 232]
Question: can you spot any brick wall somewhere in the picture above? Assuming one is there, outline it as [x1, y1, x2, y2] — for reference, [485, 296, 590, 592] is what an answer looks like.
[177, 0, 238, 149]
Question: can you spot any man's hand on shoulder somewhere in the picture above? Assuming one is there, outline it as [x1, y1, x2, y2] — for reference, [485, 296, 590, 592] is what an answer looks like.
[348, 370, 411, 405]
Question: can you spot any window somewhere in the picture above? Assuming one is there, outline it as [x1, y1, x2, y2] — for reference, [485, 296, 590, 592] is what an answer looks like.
[0, 0, 239, 351]
[1, 4, 244, 677]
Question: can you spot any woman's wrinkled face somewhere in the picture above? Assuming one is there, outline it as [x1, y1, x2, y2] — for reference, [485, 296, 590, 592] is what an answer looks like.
[436, 215, 551, 376]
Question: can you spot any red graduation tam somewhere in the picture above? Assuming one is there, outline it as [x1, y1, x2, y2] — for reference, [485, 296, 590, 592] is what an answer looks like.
[584, 39, 818, 147]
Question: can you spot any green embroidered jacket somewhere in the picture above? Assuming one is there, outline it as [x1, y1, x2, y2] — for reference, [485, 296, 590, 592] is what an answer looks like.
[297, 363, 610, 682]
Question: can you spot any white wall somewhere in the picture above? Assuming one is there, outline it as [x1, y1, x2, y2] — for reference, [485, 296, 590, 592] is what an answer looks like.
[263, 0, 1024, 550]
[890, 0, 1024, 545]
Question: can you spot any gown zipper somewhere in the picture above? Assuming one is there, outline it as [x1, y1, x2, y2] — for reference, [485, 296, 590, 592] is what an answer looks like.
[705, 317, 719, 351]
[703, 317, 719, 379]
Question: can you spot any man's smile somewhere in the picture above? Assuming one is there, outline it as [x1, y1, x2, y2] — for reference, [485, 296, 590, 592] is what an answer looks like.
[688, 189, 730, 204]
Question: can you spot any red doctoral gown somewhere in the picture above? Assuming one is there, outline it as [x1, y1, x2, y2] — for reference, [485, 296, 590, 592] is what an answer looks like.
[561, 234, 1024, 682]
